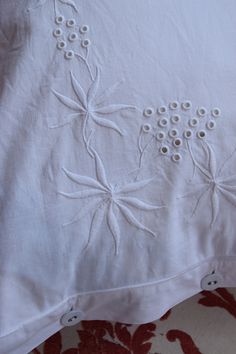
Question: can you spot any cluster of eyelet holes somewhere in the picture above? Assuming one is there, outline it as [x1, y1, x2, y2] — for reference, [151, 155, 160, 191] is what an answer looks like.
[142, 102, 221, 163]
[156, 121, 183, 161]
[159, 145, 182, 163]
[143, 102, 221, 119]
[143, 102, 220, 142]
[53, 15, 90, 59]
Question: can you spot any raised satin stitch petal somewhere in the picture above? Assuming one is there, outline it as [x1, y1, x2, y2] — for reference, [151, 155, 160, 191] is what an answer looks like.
[107, 203, 121, 255]
[218, 186, 236, 207]
[61, 167, 108, 190]
[50, 68, 135, 153]
[62, 198, 101, 227]
[118, 178, 155, 194]
[87, 66, 100, 104]
[210, 189, 219, 227]
[92, 148, 110, 189]
[95, 79, 125, 105]
[70, 71, 87, 108]
[95, 104, 137, 114]
[116, 202, 158, 238]
[92, 115, 124, 135]
[58, 189, 106, 199]
[178, 141, 236, 226]
[83, 201, 107, 251]
[52, 89, 84, 112]
[118, 196, 164, 211]
[58, 148, 162, 252]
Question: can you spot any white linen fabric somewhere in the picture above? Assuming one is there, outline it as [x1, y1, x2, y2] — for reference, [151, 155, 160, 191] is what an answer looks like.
[1, 0, 236, 353]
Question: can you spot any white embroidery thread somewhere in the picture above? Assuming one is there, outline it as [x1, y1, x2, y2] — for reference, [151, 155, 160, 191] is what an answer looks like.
[58, 148, 165, 255]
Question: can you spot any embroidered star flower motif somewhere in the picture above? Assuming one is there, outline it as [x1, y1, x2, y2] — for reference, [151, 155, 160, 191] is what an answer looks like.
[50, 67, 137, 154]
[58, 149, 164, 255]
[178, 140, 236, 227]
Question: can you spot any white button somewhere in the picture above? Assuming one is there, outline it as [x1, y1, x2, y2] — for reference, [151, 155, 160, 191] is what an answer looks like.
[60, 310, 84, 326]
[200, 273, 223, 290]
[80, 25, 89, 34]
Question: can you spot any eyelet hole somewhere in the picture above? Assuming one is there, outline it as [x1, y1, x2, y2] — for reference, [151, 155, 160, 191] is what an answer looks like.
[158, 118, 168, 127]
[160, 146, 169, 155]
[206, 120, 216, 130]
[173, 138, 182, 147]
[172, 153, 182, 162]
[184, 130, 192, 139]
[197, 107, 207, 116]
[53, 28, 63, 37]
[197, 130, 206, 139]
[171, 115, 181, 124]
[182, 101, 192, 110]
[169, 129, 178, 137]
[169, 101, 179, 110]
[57, 40, 66, 49]
[189, 118, 199, 127]
[143, 107, 154, 117]
[142, 124, 152, 133]
[68, 32, 78, 41]
[67, 19, 76, 27]
[64, 50, 74, 59]
[55, 15, 64, 24]
[80, 25, 89, 34]
[211, 108, 221, 117]
[157, 131, 166, 140]
[81, 39, 91, 48]
[158, 106, 167, 114]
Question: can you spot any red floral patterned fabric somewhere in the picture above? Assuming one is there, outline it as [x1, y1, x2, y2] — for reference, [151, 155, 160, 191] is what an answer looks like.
[30, 288, 236, 354]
